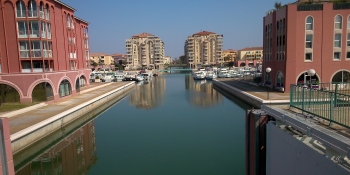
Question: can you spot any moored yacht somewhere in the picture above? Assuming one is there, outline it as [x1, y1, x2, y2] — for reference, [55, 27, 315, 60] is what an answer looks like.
[205, 71, 217, 80]
[193, 71, 206, 80]
[217, 68, 230, 78]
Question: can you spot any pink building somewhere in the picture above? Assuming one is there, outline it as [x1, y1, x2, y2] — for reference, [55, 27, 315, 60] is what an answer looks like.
[0, 0, 91, 103]
[263, 0, 350, 92]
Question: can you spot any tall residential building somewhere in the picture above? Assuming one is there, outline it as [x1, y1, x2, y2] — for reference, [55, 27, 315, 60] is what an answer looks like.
[184, 31, 223, 68]
[0, 0, 90, 103]
[263, 0, 350, 92]
[90, 53, 115, 66]
[125, 32, 164, 69]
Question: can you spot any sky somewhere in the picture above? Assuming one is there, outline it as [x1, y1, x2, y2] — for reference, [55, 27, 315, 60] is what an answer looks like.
[62, 0, 292, 59]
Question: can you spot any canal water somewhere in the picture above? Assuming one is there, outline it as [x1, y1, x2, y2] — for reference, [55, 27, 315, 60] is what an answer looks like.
[14, 73, 251, 175]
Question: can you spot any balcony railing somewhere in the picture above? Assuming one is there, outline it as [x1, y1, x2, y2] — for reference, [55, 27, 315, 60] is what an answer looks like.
[33, 68, 43, 72]
[333, 2, 350, 10]
[290, 82, 350, 129]
[47, 33, 51, 39]
[39, 11, 44, 19]
[297, 4, 323, 11]
[18, 30, 28, 38]
[20, 51, 30, 58]
[43, 50, 48, 58]
[16, 10, 26, 18]
[21, 69, 31, 73]
[41, 31, 46, 38]
[45, 68, 53, 72]
[28, 10, 38, 17]
[31, 50, 42, 57]
[48, 50, 52, 58]
[30, 30, 40, 38]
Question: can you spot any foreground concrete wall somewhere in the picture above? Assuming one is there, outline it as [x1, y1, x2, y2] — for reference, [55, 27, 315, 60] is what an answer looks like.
[266, 123, 349, 175]
[10, 82, 135, 154]
[0, 118, 15, 175]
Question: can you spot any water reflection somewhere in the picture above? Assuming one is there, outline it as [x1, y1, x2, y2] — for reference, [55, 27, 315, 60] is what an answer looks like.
[15, 122, 97, 175]
[185, 75, 223, 108]
[129, 76, 166, 109]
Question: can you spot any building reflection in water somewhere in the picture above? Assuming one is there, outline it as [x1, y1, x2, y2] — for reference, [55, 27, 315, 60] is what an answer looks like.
[15, 122, 97, 175]
[129, 76, 166, 109]
[185, 75, 223, 108]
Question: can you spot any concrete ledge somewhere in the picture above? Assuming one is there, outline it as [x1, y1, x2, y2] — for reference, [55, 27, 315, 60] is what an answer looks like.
[80, 82, 113, 94]
[0, 103, 47, 118]
[213, 80, 289, 108]
[10, 82, 135, 154]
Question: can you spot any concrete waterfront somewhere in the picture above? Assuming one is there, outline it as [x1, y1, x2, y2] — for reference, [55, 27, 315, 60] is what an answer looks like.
[213, 78, 290, 109]
[0, 81, 135, 154]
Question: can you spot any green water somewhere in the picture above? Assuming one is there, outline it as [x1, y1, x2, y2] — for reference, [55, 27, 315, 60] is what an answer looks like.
[15, 74, 251, 175]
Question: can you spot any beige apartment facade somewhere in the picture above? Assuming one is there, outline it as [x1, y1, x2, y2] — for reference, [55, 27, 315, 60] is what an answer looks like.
[236, 47, 263, 67]
[164, 56, 171, 64]
[126, 32, 165, 69]
[184, 31, 224, 68]
[223, 49, 238, 62]
[90, 53, 115, 66]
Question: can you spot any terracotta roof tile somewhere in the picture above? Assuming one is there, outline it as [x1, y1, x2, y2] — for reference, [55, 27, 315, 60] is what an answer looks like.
[193, 30, 216, 36]
[133, 32, 154, 38]
[90, 52, 110, 57]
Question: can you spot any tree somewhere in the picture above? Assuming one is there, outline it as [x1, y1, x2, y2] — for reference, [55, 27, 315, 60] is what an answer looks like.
[224, 55, 232, 62]
[92, 61, 98, 67]
[179, 55, 186, 63]
[228, 61, 234, 67]
[274, 1, 282, 9]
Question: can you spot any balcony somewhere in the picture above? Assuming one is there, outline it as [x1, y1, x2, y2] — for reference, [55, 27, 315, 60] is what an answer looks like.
[32, 50, 42, 58]
[28, 10, 38, 18]
[18, 30, 28, 38]
[20, 51, 30, 58]
[30, 30, 40, 38]
[21, 69, 31, 73]
[33, 68, 43, 72]
[334, 2, 350, 10]
[16, 10, 26, 18]
[42, 31, 46, 38]
[39, 11, 44, 19]
[297, 4, 323, 11]
[47, 33, 51, 39]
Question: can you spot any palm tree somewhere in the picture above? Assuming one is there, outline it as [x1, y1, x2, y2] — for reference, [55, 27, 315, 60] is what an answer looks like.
[274, 1, 282, 9]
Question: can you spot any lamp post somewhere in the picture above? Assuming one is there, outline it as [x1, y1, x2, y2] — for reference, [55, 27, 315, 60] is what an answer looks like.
[304, 69, 316, 88]
[266, 67, 272, 100]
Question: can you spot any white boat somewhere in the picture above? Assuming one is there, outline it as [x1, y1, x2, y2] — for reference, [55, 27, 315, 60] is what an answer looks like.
[114, 72, 124, 81]
[141, 72, 152, 81]
[135, 74, 144, 82]
[205, 71, 217, 80]
[218, 68, 230, 78]
[193, 71, 206, 80]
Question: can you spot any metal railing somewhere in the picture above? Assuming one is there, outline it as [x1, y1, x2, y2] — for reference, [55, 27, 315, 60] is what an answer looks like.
[290, 83, 350, 129]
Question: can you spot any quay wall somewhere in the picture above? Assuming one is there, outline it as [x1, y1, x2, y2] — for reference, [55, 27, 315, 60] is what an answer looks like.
[10, 82, 135, 154]
[212, 80, 289, 108]
[0, 118, 15, 175]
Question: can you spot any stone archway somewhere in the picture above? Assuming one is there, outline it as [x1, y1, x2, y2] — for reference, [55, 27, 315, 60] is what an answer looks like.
[32, 82, 54, 102]
[0, 84, 21, 103]
[59, 79, 72, 97]
[296, 71, 319, 85]
[276, 72, 284, 89]
[331, 70, 350, 83]
[240, 62, 246, 67]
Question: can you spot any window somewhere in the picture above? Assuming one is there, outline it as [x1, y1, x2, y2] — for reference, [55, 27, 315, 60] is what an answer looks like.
[45, 4, 50, 20]
[335, 34, 341, 47]
[348, 33, 350, 46]
[42, 41, 48, 58]
[16, 1, 26, 18]
[67, 15, 71, 28]
[59, 80, 71, 97]
[306, 35, 313, 48]
[347, 52, 350, 59]
[39, 3, 44, 19]
[334, 52, 341, 60]
[0, 64, 1, 73]
[17, 21, 28, 38]
[305, 53, 312, 61]
[31, 41, 41, 57]
[335, 15, 342, 29]
[28, 0, 38, 18]
[47, 23, 51, 39]
[19, 41, 29, 58]
[348, 16, 350, 29]
[306, 16, 313, 30]
[29, 21, 40, 38]
[41, 22, 46, 38]
[48, 42, 52, 58]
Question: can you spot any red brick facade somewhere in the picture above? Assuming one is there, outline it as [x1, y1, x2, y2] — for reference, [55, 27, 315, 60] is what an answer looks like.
[263, 2, 350, 92]
[0, 0, 91, 103]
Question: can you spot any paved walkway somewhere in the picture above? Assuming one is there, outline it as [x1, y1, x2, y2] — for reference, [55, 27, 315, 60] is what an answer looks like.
[217, 78, 290, 101]
[3, 81, 132, 134]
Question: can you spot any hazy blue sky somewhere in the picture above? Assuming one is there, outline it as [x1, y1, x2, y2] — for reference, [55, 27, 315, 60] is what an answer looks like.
[62, 0, 292, 59]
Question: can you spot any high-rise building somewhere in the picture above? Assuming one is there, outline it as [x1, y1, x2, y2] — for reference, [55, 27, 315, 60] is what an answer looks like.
[184, 31, 223, 68]
[0, 0, 90, 103]
[125, 32, 164, 69]
[263, 0, 350, 92]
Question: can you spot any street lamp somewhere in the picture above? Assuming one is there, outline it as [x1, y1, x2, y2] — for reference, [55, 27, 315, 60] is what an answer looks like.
[304, 69, 316, 88]
[266, 67, 272, 100]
